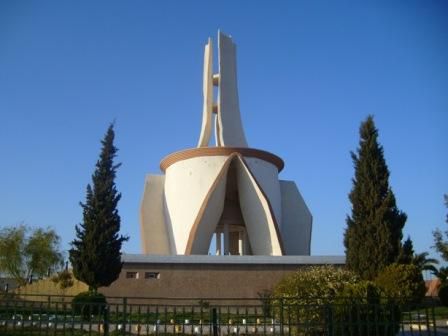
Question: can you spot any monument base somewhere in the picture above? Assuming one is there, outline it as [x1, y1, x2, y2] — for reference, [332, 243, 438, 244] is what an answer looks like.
[100, 254, 345, 299]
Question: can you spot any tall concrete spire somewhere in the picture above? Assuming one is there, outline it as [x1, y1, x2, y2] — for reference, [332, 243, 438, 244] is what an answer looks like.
[197, 32, 248, 148]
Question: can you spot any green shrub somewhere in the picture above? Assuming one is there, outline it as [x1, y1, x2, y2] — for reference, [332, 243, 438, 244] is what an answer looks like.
[274, 265, 359, 302]
[438, 283, 448, 306]
[273, 266, 399, 336]
[375, 263, 426, 304]
[332, 282, 399, 336]
[72, 291, 107, 320]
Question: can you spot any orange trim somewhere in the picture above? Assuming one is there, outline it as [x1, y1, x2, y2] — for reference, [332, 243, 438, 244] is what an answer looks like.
[160, 147, 284, 172]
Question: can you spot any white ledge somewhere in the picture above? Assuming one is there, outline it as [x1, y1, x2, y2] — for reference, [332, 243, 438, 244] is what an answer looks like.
[122, 254, 345, 265]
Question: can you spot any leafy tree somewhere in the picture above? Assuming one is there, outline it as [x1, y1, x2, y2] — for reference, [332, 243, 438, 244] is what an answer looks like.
[0, 224, 63, 286]
[433, 194, 448, 262]
[69, 124, 128, 292]
[375, 263, 426, 304]
[344, 116, 407, 280]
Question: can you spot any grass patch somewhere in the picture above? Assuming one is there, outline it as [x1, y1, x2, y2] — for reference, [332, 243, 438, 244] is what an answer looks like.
[430, 306, 448, 319]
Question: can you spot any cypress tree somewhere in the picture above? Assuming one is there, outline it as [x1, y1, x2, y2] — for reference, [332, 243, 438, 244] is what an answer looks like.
[397, 236, 414, 265]
[344, 116, 407, 280]
[69, 124, 128, 292]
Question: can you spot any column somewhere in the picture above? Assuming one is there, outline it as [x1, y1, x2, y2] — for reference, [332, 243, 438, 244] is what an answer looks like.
[244, 229, 250, 255]
[238, 230, 244, 256]
[216, 232, 222, 255]
[223, 223, 229, 255]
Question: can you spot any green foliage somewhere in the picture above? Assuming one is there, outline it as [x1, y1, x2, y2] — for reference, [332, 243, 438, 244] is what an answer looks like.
[0, 224, 63, 286]
[337, 280, 382, 299]
[72, 291, 107, 320]
[438, 283, 448, 307]
[397, 237, 438, 274]
[273, 266, 398, 336]
[433, 195, 448, 280]
[397, 236, 439, 274]
[69, 124, 129, 291]
[333, 282, 399, 336]
[273, 265, 359, 302]
[397, 236, 414, 264]
[433, 229, 448, 262]
[375, 263, 426, 304]
[411, 252, 438, 274]
[344, 115, 407, 280]
[273, 266, 358, 335]
[435, 266, 448, 283]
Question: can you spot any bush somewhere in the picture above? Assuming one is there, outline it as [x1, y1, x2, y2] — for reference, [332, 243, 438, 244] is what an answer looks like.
[375, 263, 426, 304]
[439, 283, 448, 306]
[274, 265, 359, 301]
[72, 291, 107, 320]
[273, 266, 399, 336]
[332, 282, 399, 336]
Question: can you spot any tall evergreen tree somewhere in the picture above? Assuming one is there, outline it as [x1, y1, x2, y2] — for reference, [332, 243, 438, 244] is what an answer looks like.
[397, 236, 414, 265]
[344, 116, 407, 280]
[69, 124, 128, 292]
[397, 236, 439, 274]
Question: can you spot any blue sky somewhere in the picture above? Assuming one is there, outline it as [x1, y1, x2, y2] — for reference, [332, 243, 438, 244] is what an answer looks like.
[0, 1, 447, 260]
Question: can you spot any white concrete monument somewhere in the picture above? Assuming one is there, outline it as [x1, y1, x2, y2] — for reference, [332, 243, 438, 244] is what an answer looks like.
[140, 32, 312, 256]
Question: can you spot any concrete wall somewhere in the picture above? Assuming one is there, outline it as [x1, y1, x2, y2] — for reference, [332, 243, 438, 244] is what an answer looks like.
[100, 255, 345, 299]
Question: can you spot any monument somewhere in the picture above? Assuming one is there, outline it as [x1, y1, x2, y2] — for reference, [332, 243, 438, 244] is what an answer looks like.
[101, 32, 344, 299]
[140, 32, 312, 256]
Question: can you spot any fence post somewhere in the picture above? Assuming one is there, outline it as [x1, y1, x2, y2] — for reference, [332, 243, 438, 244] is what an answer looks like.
[431, 299, 437, 336]
[279, 298, 284, 336]
[122, 297, 127, 336]
[212, 308, 218, 336]
[326, 304, 333, 336]
[103, 305, 109, 336]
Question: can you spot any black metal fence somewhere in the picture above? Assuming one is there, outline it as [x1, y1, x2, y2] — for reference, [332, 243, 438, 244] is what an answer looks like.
[0, 293, 445, 335]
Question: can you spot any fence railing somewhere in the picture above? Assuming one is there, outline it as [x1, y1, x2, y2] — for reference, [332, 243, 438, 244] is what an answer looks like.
[0, 293, 444, 335]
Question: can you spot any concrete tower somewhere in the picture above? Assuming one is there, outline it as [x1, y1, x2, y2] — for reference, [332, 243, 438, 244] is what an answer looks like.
[140, 32, 312, 256]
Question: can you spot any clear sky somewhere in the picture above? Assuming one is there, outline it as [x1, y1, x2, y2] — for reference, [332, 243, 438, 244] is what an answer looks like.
[0, 1, 447, 260]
